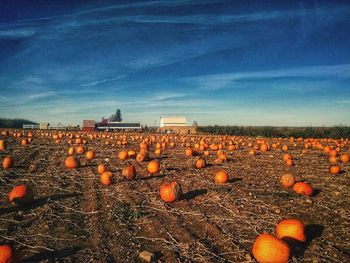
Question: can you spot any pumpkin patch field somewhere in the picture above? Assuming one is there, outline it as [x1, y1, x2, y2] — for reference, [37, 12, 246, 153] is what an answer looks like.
[0, 129, 349, 262]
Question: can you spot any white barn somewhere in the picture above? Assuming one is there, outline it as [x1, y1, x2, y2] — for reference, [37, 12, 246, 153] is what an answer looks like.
[160, 116, 187, 127]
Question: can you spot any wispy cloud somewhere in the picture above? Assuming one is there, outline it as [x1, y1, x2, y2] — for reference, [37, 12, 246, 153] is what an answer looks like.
[27, 91, 57, 100]
[0, 28, 36, 39]
[183, 64, 350, 90]
[80, 75, 126, 87]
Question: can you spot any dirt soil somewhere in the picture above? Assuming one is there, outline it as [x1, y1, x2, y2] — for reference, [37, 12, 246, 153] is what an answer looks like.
[0, 131, 349, 263]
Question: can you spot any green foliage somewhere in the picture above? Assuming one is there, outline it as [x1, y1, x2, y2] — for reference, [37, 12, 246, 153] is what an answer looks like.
[0, 118, 38, 128]
[109, 108, 122, 122]
[196, 125, 350, 139]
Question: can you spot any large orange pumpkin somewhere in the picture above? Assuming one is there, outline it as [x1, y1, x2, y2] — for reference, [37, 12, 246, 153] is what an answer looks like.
[214, 171, 229, 184]
[280, 174, 295, 188]
[0, 140, 6, 151]
[3, 156, 13, 169]
[86, 150, 95, 160]
[340, 153, 349, 163]
[0, 245, 17, 263]
[276, 219, 306, 242]
[194, 157, 206, 169]
[147, 160, 159, 174]
[252, 234, 290, 263]
[122, 165, 136, 180]
[101, 171, 112, 185]
[329, 165, 340, 175]
[9, 185, 34, 205]
[97, 164, 106, 174]
[64, 156, 79, 169]
[118, 150, 129, 160]
[292, 182, 313, 197]
[160, 182, 183, 203]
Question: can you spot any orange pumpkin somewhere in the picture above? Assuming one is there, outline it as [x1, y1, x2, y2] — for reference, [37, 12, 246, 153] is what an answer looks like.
[194, 157, 206, 169]
[86, 150, 95, 160]
[185, 148, 194, 157]
[136, 153, 146, 163]
[282, 145, 289, 151]
[292, 182, 313, 197]
[160, 182, 183, 203]
[328, 156, 337, 164]
[147, 160, 159, 174]
[329, 150, 338, 157]
[76, 146, 85, 154]
[118, 150, 129, 160]
[0, 245, 17, 263]
[68, 147, 75, 155]
[329, 165, 340, 175]
[9, 185, 34, 205]
[276, 219, 306, 242]
[214, 171, 229, 184]
[97, 164, 106, 174]
[285, 159, 293, 166]
[340, 154, 349, 163]
[0, 140, 6, 151]
[122, 165, 136, 180]
[3, 156, 13, 169]
[282, 154, 292, 162]
[101, 171, 112, 185]
[280, 174, 295, 188]
[252, 234, 290, 263]
[64, 156, 79, 169]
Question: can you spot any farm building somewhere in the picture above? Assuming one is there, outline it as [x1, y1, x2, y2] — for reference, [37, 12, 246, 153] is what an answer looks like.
[160, 116, 187, 127]
[96, 121, 142, 131]
[82, 120, 95, 132]
[158, 116, 196, 134]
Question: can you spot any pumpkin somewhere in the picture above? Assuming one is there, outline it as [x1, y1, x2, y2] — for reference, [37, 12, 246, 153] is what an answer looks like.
[282, 145, 289, 151]
[21, 139, 28, 146]
[292, 182, 313, 197]
[340, 154, 349, 163]
[160, 182, 183, 202]
[285, 159, 293, 166]
[68, 147, 75, 155]
[0, 245, 17, 263]
[86, 150, 95, 160]
[9, 185, 34, 205]
[329, 165, 340, 175]
[276, 219, 306, 242]
[118, 150, 129, 160]
[260, 143, 269, 152]
[65, 156, 79, 169]
[76, 146, 85, 154]
[249, 149, 255, 155]
[194, 157, 206, 169]
[329, 150, 338, 157]
[147, 160, 159, 174]
[122, 165, 136, 180]
[0, 140, 6, 151]
[136, 153, 146, 163]
[252, 234, 290, 263]
[101, 171, 112, 185]
[128, 150, 137, 159]
[97, 164, 106, 174]
[282, 154, 292, 162]
[280, 174, 295, 188]
[3, 156, 13, 169]
[185, 148, 194, 157]
[328, 156, 337, 164]
[214, 171, 229, 184]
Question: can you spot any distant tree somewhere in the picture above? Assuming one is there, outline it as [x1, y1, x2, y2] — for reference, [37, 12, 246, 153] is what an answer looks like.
[109, 109, 122, 122]
[192, 120, 198, 127]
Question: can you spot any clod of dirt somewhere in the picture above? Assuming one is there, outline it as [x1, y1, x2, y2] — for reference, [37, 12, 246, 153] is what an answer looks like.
[139, 250, 155, 262]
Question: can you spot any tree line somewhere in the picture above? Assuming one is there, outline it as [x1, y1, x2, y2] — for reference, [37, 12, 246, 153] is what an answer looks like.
[0, 118, 38, 128]
[196, 125, 350, 139]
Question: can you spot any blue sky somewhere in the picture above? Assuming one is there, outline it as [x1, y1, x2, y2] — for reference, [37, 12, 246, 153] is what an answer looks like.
[0, 0, 350, 126]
